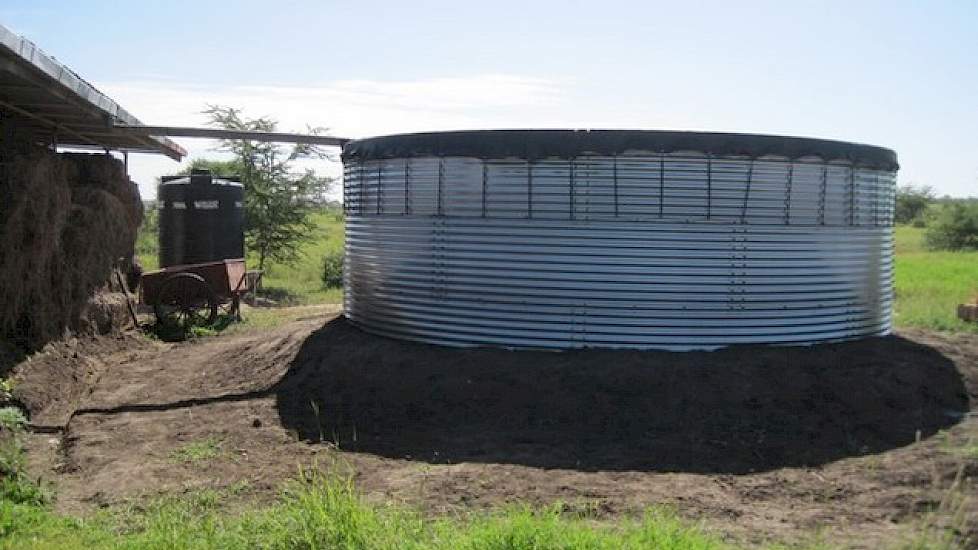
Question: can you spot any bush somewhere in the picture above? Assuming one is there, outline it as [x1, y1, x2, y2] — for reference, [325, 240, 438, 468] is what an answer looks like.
[322, 251, 344, 288]
[924, 202, 978, 250]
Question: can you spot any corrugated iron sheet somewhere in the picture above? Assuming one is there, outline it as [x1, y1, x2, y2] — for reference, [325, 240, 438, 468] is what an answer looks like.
[343, 153, 895, 350]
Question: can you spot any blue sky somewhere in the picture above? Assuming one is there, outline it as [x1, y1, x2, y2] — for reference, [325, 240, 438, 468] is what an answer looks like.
[3, 1, 976, 199]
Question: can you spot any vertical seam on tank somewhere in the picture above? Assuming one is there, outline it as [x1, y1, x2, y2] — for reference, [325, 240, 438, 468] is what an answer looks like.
[741, 159, 754, 224]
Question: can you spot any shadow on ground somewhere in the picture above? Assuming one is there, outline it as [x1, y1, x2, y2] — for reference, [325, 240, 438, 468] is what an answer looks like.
[271, 318, 969, 474]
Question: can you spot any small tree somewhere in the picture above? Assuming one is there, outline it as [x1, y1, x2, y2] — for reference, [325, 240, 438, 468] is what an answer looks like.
[894, 183, 935, 225]
[202, 106, 334, 271]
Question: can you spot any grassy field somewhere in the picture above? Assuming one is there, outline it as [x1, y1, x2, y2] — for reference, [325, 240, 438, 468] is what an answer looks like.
[894, 225, 978, 332]
[254, 209, 345, 305]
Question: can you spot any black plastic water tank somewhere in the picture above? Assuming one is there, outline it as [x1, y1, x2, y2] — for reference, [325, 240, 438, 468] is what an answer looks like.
[158, 169, 244, 268]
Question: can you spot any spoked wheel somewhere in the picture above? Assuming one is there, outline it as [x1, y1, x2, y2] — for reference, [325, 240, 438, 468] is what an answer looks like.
[154, 273, 218, 331]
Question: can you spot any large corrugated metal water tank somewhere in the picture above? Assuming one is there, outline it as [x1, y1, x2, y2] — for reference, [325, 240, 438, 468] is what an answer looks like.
[341, 130, 898, 350]
[158, 169, 244, 268]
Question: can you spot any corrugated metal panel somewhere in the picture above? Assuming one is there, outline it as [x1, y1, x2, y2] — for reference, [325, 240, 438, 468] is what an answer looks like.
[0, 23, 185, 159]
[343, 154, 895, 350]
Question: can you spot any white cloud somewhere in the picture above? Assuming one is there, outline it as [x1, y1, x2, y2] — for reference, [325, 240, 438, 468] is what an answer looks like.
[101, 74, 565, 199]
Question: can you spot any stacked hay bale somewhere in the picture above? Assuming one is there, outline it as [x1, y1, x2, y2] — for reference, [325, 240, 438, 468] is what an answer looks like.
[0, 148, 143, 350]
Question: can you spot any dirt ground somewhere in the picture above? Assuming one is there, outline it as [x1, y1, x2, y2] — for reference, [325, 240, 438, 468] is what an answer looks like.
[14, 308, 978, 548]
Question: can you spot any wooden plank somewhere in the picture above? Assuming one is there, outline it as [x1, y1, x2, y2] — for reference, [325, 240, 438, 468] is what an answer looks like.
[958, 303, 978, 323]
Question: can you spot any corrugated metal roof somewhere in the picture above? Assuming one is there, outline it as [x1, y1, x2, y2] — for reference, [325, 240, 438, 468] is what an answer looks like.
[0, 23, 185, 159]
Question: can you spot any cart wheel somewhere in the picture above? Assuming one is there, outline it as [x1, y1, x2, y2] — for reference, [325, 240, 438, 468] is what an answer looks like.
[154, 273, 218, 330]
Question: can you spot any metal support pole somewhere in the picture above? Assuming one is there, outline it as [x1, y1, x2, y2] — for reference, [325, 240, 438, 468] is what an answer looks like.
[376, 163, 383, 215]
[612, 154, 619, 218]
[706, 155, 712, 220]
[437, 157, 444, 216]
[481, 160, 488, 218]
[818, 163, 828, 225]
[741, 160, 754, 224]
[404, 159, 410, 215]
[658, 155, 665, 218]
[568, 159, 575, 220]
[784, 163, 794, 225]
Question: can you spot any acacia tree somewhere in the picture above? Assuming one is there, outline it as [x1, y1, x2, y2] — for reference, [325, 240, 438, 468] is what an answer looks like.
[202, 105, 334, 271]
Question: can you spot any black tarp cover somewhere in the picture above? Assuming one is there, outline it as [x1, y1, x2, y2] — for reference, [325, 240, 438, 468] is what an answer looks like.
[342, 130, 898, 171]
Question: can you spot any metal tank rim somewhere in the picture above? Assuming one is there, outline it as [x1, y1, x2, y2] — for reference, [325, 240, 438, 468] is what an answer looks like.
[341, 129, 898, 171]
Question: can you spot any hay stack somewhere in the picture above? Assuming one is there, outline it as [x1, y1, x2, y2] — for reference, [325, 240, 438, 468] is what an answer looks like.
[0, 149, 143, 350]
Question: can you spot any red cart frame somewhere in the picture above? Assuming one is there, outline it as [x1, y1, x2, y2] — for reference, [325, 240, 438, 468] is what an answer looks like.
[141, 258, 262, 328]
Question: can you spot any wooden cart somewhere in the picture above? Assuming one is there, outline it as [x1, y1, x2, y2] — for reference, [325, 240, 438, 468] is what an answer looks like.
[141, 259, 261, 329]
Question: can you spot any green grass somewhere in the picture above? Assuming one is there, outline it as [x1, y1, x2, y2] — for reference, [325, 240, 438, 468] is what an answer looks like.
[253, 210, 345, 305]
[0, 406, 26, 431]
[937, 431, 978, 462]
[169, 437, 226, 464]
[134, 202, 160, 272]
[893, 225, 978, 332]
[150, 304, 339, 342]
[3, 469, 965, 549]
[0, 471, 735, 550]
[0, 406, 53, 507]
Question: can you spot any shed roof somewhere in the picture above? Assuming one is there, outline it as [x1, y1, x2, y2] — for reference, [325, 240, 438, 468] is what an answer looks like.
[0, 24, 185, 160]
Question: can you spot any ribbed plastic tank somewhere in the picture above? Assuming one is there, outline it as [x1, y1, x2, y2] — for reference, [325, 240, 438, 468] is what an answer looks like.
[158, 169, 244, 268]
[341, 130, 898, 351]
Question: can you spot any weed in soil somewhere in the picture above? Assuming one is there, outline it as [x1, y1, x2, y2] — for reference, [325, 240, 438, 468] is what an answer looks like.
[169, 437, 226, 465]
[0, 406, 26, 431]
[0, 405, 52, 506]
[897, 463, 973, 549]
[937, 432, 978, 462]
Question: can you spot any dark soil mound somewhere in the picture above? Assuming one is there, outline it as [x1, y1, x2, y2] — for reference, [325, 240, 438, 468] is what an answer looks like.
[275, 317, 969, 473]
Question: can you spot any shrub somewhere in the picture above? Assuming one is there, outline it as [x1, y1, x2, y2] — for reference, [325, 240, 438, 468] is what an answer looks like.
[924, 202, 978, 251]
[322, 251, 344, 288]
